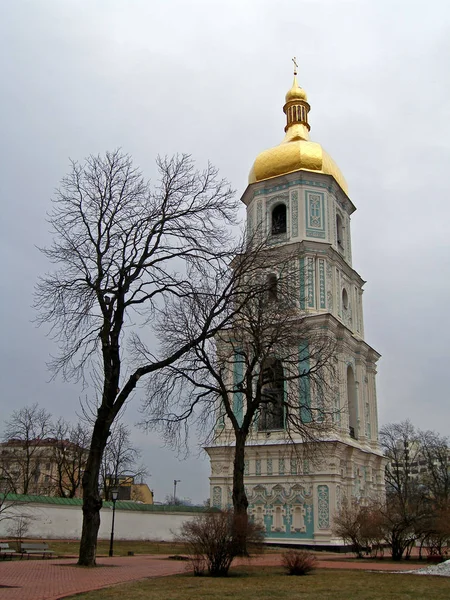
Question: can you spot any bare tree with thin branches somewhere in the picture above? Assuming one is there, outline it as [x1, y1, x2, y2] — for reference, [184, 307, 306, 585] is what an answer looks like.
[100, 422, 148, 500]
[141, 243, 339, 551]
[1, 404, 52, 495]
[35, 150, 243, 566]
[50, 419, 90, 498]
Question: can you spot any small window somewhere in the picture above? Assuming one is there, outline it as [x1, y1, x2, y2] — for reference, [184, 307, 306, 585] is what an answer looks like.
[336, 213, 344, 248]
[266, 273, 278, 301]
[271, 204, 287, 235]
[342, 288, 348, 310]
[259, 359, 284, 431]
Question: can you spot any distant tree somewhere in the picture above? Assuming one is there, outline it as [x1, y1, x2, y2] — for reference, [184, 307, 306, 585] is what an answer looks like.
[378, 420, 449, 560]
[100, 422, 147, 500]
[379, 421, 423, 505]
[164, 494, 193, 506]
[1, 404, 52, 494]
[35, 150, 242, 566]
[417, 429, 450, 508]
[50, 419, 90, 498]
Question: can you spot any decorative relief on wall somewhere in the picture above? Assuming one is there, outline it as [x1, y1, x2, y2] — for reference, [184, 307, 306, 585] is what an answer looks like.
[256, 199, 263, 239]
[305, 191, 326, 239]
[336, 269, 341, 318]
[336, 485, 341, 510]
[317, 485, 330, 529]
[300, 257, 306, 310]
[365, 402, 371, 438]
[247, 204, 254, 240]
[211, 463, 223, 475]
[247, 484, 314, 535]
[346, 214, 352, 263]
[326, 263, 333, 311]
[244, 460, 249, 476]
[291, 190, 299, 238]
[355, 287, 360, 333]
[267, 458, 273, 475]
[290, 459, 298, 475]
[334, 391, 341, 424]
[212, 486, 222, 508]
[319, 260, 326, 309]
[255, 459, 261, 476]
[307, 257, 315, 308]
[279, 458, 285, 475]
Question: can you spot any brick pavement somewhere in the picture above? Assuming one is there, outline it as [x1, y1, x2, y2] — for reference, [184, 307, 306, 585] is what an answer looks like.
[0, 555, 188, 600]
[0, 553, 426, 600]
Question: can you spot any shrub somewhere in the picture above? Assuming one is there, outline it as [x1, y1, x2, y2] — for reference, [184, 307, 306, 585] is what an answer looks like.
[178, 510, 264, 576]
[281, 550, 317, 576]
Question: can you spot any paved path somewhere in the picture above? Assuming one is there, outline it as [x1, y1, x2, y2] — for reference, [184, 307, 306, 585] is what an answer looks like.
[0, 555, 188, 600]
[0, 553, 426, 600]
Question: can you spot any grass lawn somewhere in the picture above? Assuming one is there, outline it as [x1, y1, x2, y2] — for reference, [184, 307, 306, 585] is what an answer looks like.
[67, 566, 450, 600]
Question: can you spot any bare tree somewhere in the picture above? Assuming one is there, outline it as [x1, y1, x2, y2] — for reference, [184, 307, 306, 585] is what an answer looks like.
[379, 420, 422, 508]
[333, 497, 384, 557]
[378, 420, 450, 560]
[1, 404, 52, 495]
[417, 429, 450, 509]
[100, 422, 147, 500]
[50, 419, 90, 498]
[35, 150, 242, 566]
[142, 244, 338, 547]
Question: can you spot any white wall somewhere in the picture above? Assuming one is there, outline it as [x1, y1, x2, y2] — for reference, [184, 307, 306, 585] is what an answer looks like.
[0, 502, 203, 541]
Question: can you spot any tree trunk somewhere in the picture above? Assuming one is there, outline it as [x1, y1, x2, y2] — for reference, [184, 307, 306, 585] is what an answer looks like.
[232, 431, 249, 555]
[77, 418, 111, 567]
[232, 431, 248, 515]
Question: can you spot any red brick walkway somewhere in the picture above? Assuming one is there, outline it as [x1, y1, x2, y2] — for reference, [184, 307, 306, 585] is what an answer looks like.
[0, 554, 425, 600]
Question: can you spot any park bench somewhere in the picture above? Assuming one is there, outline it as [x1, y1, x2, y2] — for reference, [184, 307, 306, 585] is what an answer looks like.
[0, 542, 17, 559]
[20, 542, 55, 559]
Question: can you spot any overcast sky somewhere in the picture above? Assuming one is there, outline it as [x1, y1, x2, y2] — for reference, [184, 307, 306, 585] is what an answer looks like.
[1, 0, 449, 504]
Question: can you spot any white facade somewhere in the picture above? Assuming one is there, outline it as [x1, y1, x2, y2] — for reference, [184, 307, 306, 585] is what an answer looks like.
[206, 143, 385, 547]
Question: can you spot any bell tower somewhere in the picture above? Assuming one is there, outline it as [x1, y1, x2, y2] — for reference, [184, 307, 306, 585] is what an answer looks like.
[207, 63, 386, 548]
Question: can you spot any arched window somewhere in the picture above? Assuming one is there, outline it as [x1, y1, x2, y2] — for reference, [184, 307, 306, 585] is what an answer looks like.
[271, 204, 287, 235]
[342, 288, 348, 310]
[336, 213, 344, 248]
[266, 273, 278, 302]
[347, 365, 357, 439]
[258, 359, 284, 431]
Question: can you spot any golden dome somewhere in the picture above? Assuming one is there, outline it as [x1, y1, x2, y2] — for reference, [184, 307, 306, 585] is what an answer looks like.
[249, 72, 348, 195]
[285, 75, 308, 103]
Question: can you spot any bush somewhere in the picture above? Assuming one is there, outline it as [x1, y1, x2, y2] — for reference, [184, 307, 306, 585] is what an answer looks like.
[281, 550, 317, 576]
[178, 510, 264, 576]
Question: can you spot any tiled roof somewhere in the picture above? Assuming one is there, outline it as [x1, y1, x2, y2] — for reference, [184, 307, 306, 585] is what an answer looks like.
[0, 493, 206, 512]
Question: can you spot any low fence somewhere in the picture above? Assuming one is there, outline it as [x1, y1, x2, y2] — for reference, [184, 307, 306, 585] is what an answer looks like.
[0, 494, 204, 541]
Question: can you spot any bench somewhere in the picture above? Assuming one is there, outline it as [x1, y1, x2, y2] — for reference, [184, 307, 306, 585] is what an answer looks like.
[0, 542, 17, 559]
[20, 543, 55, 559]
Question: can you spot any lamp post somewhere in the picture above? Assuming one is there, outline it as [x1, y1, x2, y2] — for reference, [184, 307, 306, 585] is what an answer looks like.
[108, 487, 119, 557]
[173, 479, 181, 504]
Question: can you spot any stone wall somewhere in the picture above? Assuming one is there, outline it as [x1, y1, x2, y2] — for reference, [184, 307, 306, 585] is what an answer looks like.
[0, 500, 203, 541]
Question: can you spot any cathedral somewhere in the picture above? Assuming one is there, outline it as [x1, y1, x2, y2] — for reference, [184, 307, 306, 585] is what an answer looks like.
[206, 65, 385, 547]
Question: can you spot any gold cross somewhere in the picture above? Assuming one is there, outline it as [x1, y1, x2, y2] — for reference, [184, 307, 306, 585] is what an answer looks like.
[292, 56, 298, 76]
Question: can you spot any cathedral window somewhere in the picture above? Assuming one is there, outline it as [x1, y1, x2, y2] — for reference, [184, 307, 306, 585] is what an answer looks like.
[271, 204, 287, 235]
[258, 359, 284, 431]
[342, 288, 348, 310]
[347, 365, 357, 439]
[336, 213, 344, 249]
[266, 273, 278, 301]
